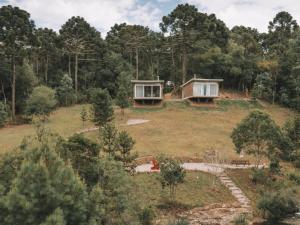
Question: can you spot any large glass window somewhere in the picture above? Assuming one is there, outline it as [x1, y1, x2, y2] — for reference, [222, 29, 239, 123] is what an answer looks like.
[152, 86, 160, 97]
[136, 85, 143, 98]
[144, 86, 152, 97]
[210, 83, 218, 96]
[135, 85, 161, 98]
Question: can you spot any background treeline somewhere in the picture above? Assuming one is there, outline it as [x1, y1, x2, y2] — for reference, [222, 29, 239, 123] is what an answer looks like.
[0, 3, 300, 122]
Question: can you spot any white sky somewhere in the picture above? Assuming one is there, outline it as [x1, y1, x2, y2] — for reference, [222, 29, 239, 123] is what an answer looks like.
[1, 0, 300, 36]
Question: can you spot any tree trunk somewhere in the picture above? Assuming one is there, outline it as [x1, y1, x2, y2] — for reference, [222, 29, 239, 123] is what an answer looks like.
[68, 55, 71, 77]
[36, 57, 39, 76]
[11, 56, 16, 122]
[0, 80, 7, 107]
[45, 54, 49, 84]
[135, 47, 139, 79]
[182, 47, 187, 84]
[75, 53, 78, 101]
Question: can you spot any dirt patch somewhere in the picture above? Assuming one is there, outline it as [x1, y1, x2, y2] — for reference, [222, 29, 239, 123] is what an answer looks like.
[179, 203, 251, 225]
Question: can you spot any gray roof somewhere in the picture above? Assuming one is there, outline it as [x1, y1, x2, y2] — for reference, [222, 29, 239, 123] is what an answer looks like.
[131, 80, 164, 84]
[180, 78, 223, 88]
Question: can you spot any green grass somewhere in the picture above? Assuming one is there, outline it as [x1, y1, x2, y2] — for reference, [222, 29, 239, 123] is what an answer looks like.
[0, 99, 297, 161]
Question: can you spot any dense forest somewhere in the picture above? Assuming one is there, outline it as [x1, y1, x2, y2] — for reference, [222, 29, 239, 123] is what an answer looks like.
[0, 3, 300, 122]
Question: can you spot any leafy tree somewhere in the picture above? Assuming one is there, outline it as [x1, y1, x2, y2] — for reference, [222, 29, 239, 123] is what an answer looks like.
[158, 156, 186, 201]
[280, 116, 300, 167]
[60, 16, 103, 98]
[99, 123, 118, 156]
[231, 110, 282, 166]
[56, 74, 75, 106]
[0, 5, 35, 121]
[80, 106, 88, 128]
[35, 28, 58, 84]
[115, 130, 137, 171]
[25, 85, 57, 120]
[91, 88, 114, 126]
[0, 101, 8, 127]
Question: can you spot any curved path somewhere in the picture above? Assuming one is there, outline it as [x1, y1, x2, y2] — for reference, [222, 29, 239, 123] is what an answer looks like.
[136, 162, 264, 209]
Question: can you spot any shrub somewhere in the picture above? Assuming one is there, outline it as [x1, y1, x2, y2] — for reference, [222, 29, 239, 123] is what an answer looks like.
[138, 207, 155, 225]
[257, 189, 298, 223]
[249, 168, 267, 185]
[233, 213, 249, 225]
[25, 85, 57, 120]
[0, 102, 8, 127]
[168, 218, 189, 225]
[269, 157, 281, 174]
[288, 173, 300, 185]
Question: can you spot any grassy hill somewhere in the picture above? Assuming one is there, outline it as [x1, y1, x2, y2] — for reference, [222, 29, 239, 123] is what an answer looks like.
[0, 99, 296, 160]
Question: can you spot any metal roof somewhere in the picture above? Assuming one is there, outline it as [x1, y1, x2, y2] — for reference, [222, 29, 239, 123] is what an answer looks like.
[131, 80, 164, 83]
[180, 78, 223, 88]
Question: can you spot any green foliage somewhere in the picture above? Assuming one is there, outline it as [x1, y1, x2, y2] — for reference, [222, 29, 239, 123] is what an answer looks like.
[249, 168, 267, 185]
[288, 173, 300, 185]
[100, 124, 137, 170]
[231, 110, 282, 166]
[0, 144, 89, 225]
[40, 208, 66, 225]
[91, 88, 114, 126]
[56, 74, 75, 106]
[116, 85, 130, 117]
[0, 102, 8, 127]
[257, 189, 298, 223]
[138, 207, 155, 225]
[115, 130, 137, 171]
[158, 156, 186, 201]
[233, 213, 249, 225]
[168, 218, 189, 225]
[80, 106, 88, 128]
[58, 134, 100, 186]
[25, 85, 57, 119]
[99, 123, 118, 156]
[280, 116, 300, 166]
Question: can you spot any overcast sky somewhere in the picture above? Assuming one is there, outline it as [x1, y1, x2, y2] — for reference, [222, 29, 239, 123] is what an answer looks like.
[0, 0, 299, 36]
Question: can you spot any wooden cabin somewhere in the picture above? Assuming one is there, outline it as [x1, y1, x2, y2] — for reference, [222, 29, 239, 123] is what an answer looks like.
[181, 77, 223, 102]
[131, 79, 164, 106]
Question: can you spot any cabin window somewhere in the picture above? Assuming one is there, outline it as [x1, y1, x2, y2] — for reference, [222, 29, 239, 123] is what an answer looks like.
[152, 86, 160, 97]
[136, 85, 144, 98]
[144, 86, 152, 97]
[135, 84, 161, 98]
[210, 83, 218, 96]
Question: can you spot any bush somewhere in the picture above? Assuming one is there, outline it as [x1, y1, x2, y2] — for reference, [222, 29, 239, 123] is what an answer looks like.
[0, 102, 8, 127]
[249, 168, 267, 185]
[25, 85, 57, 120]
[138, 207, 155, 225]
[257, 189, 298, 223]
[288, 173, 300, 185]
[233, 213, 249, 225]
[168, 218, 189, 225]
[269, 157, 281, 174]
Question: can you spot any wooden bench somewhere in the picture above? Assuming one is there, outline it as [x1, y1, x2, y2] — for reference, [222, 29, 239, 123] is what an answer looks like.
[231, 159, 250, 166]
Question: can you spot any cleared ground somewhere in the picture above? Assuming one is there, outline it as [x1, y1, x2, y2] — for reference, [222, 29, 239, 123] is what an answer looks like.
[131, 171, 235, 223]
[0, 99, 296, 160]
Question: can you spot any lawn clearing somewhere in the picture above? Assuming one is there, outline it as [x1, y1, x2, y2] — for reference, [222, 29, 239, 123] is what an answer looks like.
[0, 99, 296, 160]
